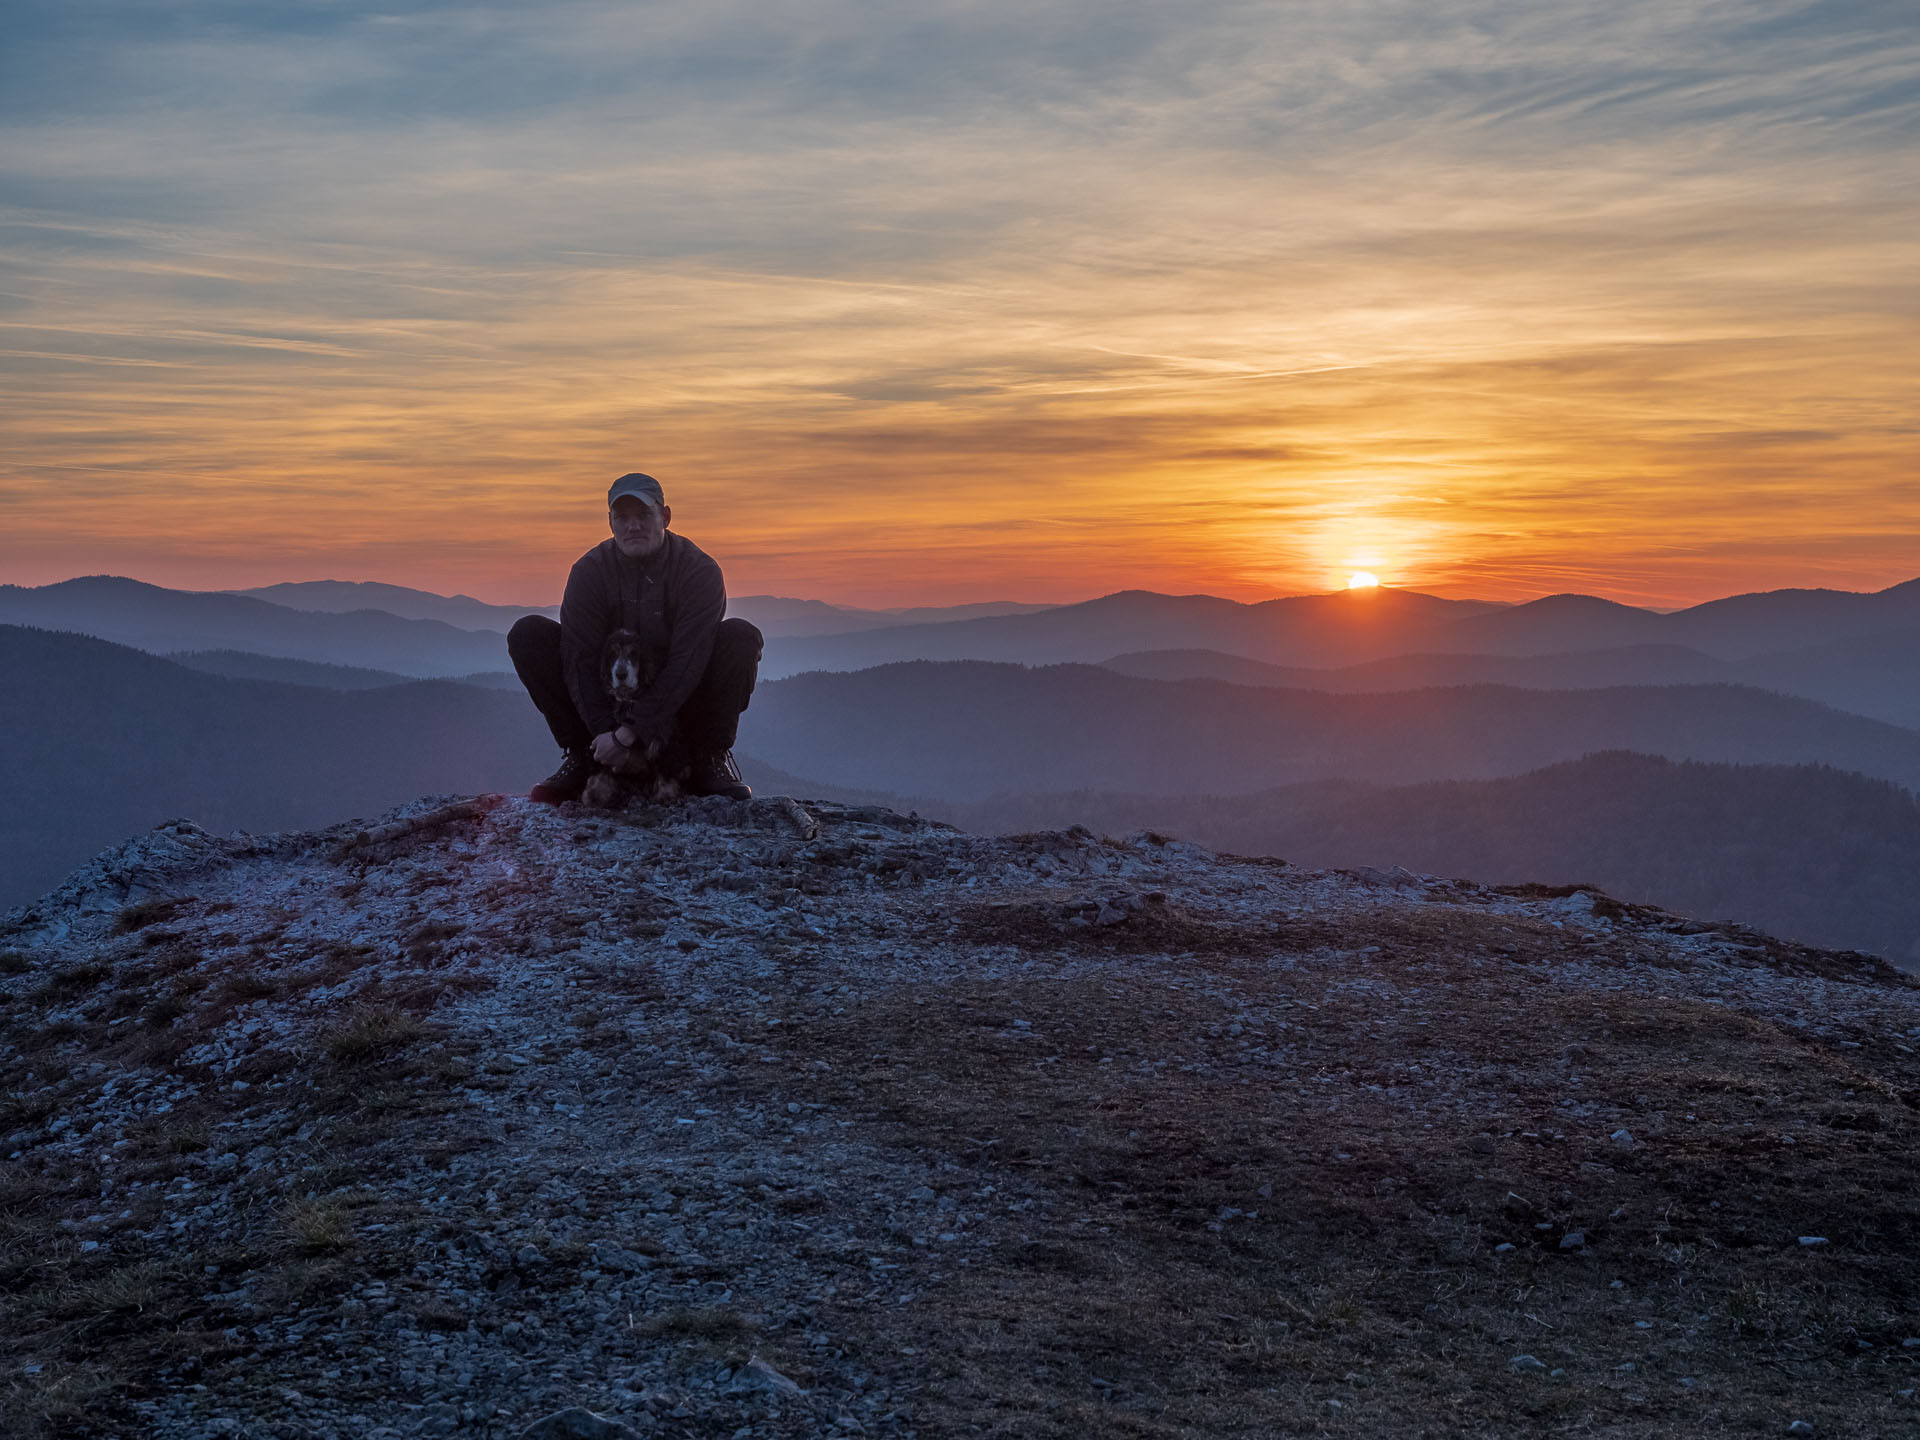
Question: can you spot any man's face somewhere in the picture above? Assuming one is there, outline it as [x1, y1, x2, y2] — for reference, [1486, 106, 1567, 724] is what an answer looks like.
[610, 496, 669, 558]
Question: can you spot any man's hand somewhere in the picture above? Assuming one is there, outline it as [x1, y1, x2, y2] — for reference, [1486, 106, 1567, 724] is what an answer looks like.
[591, 730, 626, 767]
[594, 727, 659, 773]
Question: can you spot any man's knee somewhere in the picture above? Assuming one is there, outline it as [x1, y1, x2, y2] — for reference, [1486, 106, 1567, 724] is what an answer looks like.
[701, 618, 762, 721]
[507, 613, 560, 662]
[716, 617, 763, 662]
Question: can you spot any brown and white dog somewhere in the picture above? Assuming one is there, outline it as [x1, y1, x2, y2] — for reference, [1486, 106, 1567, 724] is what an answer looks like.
[580, 629, 684, 807]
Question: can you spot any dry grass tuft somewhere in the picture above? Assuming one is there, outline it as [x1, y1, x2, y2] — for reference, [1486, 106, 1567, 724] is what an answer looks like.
[640, 1305, 754, 1341]
[0, 1090, 59, 1131]
[68, 1261, 167, 1319]
[3, 1361, 128, 1440]
[413, 1298, 471, 1332]
[111, 897, 187, 934]
[166, 1122, 211, 1155]
[28, 961, 112, 1002]
[321, 1008, 428, 1066]
[210, 971, 280, 1006]
[279, 1197, 356, 1254]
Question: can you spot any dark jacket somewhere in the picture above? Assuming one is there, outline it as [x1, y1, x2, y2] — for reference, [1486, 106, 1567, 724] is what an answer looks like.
[560, 532, 726, 742]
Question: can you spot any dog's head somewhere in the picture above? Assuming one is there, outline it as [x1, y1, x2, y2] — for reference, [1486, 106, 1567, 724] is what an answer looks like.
[602, 628, 646, 703]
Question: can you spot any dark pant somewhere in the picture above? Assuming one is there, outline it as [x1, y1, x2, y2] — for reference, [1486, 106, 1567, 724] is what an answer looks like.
[507, 615, 762, 757]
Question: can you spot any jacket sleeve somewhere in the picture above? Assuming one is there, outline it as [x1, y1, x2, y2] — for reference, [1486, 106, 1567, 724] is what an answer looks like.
[624, 547, 725, 741]
[560, 552, 618, 737]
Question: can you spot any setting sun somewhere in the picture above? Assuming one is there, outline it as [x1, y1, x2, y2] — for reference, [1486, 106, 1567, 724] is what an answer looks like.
[1348, 572, 1381, 590]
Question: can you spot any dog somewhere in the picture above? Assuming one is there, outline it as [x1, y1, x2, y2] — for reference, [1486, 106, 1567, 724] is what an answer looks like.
[580, 629, 685, 808]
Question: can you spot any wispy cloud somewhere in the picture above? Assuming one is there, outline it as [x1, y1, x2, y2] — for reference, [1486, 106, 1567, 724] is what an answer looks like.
[0, 0, 1915, 603]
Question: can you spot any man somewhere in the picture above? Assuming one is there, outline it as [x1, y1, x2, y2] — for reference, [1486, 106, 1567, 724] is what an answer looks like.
[508, 472, 761, 804]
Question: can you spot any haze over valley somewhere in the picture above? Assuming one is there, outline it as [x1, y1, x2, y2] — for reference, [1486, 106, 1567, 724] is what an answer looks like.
[6, 573, 1919, 968]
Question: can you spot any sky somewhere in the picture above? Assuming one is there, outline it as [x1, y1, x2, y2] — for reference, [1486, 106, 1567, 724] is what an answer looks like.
[2, 0, 1916, 608]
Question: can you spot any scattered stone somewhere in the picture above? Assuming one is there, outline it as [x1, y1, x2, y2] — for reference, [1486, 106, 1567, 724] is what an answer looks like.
[773, 797, 818, 841]
[1559, 1230, 1586, 1250]
[726, 1356, 805, 1398]
[1610, 1129, 1634, 1147]
[1788, 1422, 1815, 1437]
[590, 1242, 654, 1276]
[516, 1408, 644, 1440]
[1798, 1236, 1830, 1248]
[1509, 1354, 1547, 1372]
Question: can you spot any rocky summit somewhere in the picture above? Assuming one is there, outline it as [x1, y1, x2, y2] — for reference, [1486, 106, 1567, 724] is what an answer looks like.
[4, 794, 1920, 1440]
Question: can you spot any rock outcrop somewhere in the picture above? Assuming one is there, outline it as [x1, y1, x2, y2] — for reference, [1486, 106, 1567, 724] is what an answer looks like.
[4, 794, 1918, 1438]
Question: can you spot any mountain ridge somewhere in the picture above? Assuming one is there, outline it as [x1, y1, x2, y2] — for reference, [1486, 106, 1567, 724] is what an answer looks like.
[759, 576, 1920, 677]
[1100, 630, 1920, 729]
[13, 573, 1918, 690]
[233, 581, 556, 632]
[0, 577, 511, 677]
[746, 660, 1920, 799]
[0, 625, 551, 907]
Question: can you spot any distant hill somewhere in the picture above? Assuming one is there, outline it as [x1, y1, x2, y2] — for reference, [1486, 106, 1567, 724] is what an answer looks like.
[728, 595, 1054, 638]
[0, 576, 511, 676]
[761, 577, 1920, 678]
[237, 580, 1053, 638]
[736, 751, 1920, 965]
[25, 572, 1920, 693]
[1104, 630, 1920, 730]
[233, 580, 556, 631]
[1102, 644, 1730, 693]
[1441, 580, 1920, 660]
[0, 626, 551, 909]
[169, 650, 520, 692]
[1737, 629, 1920, 730]
[16, 621, 1920, 962]
[761, 586, 1503, 677]
[746, 661, 1920, 800]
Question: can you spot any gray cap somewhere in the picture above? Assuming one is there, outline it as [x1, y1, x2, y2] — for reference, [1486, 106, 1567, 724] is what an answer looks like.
[608, 472, 665, 509]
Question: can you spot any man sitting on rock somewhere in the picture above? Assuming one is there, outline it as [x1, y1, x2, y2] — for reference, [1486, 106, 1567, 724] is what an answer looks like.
[508, 472, 760, 804]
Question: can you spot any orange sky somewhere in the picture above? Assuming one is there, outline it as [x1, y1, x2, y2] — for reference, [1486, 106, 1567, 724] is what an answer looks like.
[3, 2, 1916, 608]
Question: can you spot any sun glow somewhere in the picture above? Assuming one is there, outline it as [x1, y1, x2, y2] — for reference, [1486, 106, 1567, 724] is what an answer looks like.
[1348, 571, 1381, 590]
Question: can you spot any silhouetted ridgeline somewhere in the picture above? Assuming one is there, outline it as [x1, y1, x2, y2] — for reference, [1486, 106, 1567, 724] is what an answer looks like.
[746, 661, 1920, 799]
[168, 650, 519, 692]
[233, 579, 556, 631]
[0, 626, 550, 907]
[761, 753, 1917, 966]
[10, 625, 1920, 964]
[760, 578, 1920, 677]
[727, 595, 1056, 638]
[0, 576, 509, 677]
[760, 586, 1499, 676]
[14, 575, 1920, 728]
[1102, 629, 1920, 731]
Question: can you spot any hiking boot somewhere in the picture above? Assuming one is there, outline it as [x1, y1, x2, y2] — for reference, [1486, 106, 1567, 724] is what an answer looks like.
[529, 749, 597, 805]
[688, 750, 751, 800]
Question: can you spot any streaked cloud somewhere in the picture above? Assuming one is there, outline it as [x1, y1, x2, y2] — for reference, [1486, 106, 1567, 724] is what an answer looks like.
[1, 0, 1915, 604]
